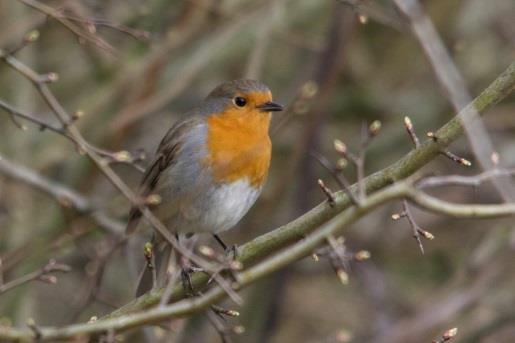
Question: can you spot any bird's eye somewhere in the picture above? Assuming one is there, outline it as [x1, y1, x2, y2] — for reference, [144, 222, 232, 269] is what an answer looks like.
[233, 96, 247, 107]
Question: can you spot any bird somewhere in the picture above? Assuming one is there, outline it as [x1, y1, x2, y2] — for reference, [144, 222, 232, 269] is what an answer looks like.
[126, 79, 283, 295]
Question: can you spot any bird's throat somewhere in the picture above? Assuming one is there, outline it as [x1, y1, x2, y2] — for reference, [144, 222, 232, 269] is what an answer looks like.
[204, 109, 272, 187]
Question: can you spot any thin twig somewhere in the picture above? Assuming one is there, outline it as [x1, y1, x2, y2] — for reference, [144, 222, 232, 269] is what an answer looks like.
[404, 116, 420, 148]
[393, 0, 515, 201]
[0, 98, 146, 172]
[326, 235, 350, 285]
[440, 151, 472, 167]
[55, 13, 150, 41]
[206, 309, 234, 343]
[318, 179, 336, 207]
[0, 98, 70, 138]
[426, 132, 472, 166]
[0, 154, 124, 234]
[417, 168, 515, 189]
[311, 151, 359, 205]
[0, 260, 71, 295]
[403, 117, 471, 167]
[16, 0, 116, 54]
[402, 200, 426, 254]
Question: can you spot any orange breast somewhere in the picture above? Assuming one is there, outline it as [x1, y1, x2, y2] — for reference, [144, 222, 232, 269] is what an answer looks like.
[205, 108, 272, 187]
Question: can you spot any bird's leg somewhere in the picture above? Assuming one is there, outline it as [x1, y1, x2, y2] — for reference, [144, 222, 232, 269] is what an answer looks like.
[174, 233, 195, 296]
[175, 233, 207, 297]
[180, 265, 196, 297]
[175, 241, 237, 341]
[213, 234, 228, 250]
[209, 234, 241, 286]
[212, 234, 238, 259]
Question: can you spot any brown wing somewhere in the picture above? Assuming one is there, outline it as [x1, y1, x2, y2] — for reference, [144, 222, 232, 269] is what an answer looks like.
[125, 117, 203, 234]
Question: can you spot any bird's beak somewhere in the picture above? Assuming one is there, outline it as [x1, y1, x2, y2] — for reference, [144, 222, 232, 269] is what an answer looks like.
[256, 101, 283, 112]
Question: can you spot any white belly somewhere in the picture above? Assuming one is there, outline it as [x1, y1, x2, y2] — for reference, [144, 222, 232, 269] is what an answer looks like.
[202, 179, 261, 233]
[175, 178, 261, 234]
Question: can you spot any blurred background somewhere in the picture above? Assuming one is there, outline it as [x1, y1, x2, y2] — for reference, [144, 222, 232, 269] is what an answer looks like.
[0, 0, 514, 342]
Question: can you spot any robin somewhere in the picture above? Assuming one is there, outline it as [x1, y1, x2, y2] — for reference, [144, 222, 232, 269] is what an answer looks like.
[126, 79, 283, 295]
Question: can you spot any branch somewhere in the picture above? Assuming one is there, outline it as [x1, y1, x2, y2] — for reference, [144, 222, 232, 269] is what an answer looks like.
[0, 259, 70, 295]
[417, 168, 515, 189]
[1, 178, 514, 340]
[0, 99, 68, 137]
[406, 190, 515, 218]
[400, 200, 429, 254]
[0, 87, 146, 172]
[0, 154, 124, 234]
[16, 0, 116, 54]
[393, 0, 515, 201]
[53, 13, 150, 42]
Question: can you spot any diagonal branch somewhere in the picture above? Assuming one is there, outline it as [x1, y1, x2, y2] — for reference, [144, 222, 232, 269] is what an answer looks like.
[16, 0, 116, 54]
[0, 154, 124, 234]
[0, 259, 71, 295]
[0, 99, 69, 137]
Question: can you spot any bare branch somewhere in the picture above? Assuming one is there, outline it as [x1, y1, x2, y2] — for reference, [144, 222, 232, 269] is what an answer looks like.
[404, 116, 420, 148]
[406, 189, 515, 219]
[0, 154, 124, 234]
[0, 98, 70, 138]
[0, 259, 71, 295]
[54, 13, 150, 42]
[311, 150, 359, 206]
[402, 200, 427, 254]
[404, 117, 471, 167]
[393, 0, 515, 201]
[417, 168, 515, 189]
[16, 0, 116, 54]
[318, 179, 336, 207]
